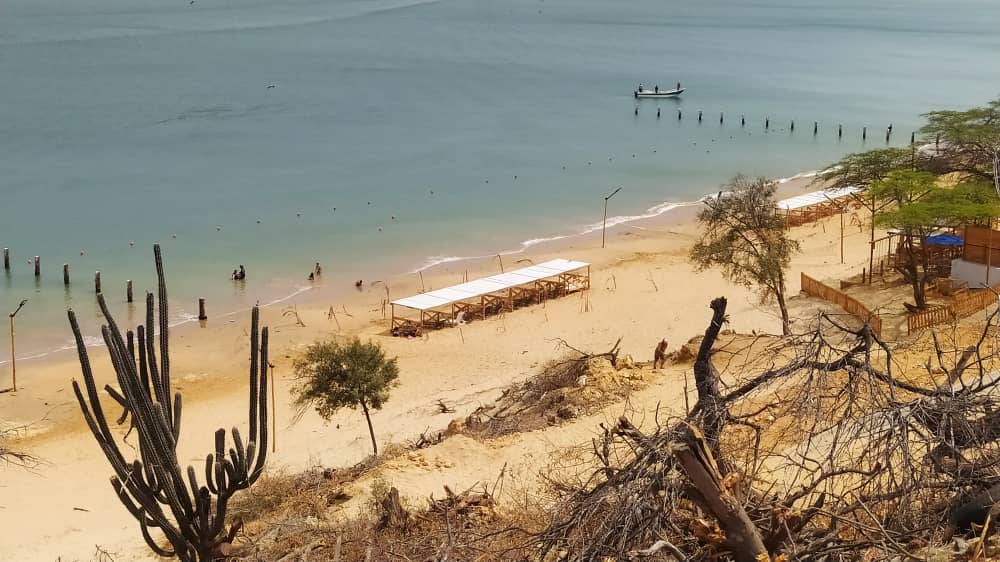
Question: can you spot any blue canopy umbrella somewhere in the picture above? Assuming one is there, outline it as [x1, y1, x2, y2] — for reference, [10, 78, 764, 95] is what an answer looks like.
[925, 234, 964, 246]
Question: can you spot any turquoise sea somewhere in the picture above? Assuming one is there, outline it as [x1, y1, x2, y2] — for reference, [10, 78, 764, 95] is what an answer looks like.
[1, 0, 999, 362]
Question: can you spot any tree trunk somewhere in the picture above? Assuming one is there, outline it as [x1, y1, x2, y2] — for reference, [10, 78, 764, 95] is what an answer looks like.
[360, 400, 378, 456]
[903, 233, 926, 308]
[775, 271, 791, 336]
[694, 297, 728, 459]
[672, 424, 770, 562]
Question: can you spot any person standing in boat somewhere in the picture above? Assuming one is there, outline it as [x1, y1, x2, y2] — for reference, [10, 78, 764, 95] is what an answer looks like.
[654, 85, 659, 93]
[676, 81, 681, 91]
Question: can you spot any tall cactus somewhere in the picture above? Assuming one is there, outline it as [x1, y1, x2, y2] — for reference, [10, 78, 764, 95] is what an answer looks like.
[69, 245, 268, 561]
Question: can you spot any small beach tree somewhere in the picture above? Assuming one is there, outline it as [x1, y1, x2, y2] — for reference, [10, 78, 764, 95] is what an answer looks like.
[691, 176, 800, 335]
[292, 338, 399, 456]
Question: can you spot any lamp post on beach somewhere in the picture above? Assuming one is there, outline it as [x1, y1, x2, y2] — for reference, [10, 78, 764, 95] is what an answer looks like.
[602, 187, 623, 249]
[8, 299, 27, 392]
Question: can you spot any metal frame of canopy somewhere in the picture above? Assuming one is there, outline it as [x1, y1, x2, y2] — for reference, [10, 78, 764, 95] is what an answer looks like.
[390, 258, 591, 334]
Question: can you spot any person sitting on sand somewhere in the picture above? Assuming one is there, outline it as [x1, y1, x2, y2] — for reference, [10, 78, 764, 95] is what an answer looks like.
[315, 262, 322, 276]
[308, 272, 315, 281]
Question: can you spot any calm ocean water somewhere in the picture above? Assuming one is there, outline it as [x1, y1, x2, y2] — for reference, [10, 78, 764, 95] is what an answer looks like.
[1, 0, 999, 362]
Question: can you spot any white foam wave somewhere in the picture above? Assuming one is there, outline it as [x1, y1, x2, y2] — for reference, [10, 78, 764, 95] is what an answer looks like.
[411, 169, 823, 274]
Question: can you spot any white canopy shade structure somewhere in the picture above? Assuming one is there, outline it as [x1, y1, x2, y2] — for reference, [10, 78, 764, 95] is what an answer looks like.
[777, 186, 862, 227]
[390, 258, 591, 334]
[776, 186, 862, 211]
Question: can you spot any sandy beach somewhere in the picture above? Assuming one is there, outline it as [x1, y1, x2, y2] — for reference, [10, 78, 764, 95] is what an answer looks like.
[0, 175, 877, 561]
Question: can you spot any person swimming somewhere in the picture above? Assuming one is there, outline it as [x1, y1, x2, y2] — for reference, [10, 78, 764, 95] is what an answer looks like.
[314, 262, 322, 276]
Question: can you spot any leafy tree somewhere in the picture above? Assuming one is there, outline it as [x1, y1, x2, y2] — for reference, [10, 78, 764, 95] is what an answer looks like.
[921, 98, 1000, 182]
[872, 171, 999, 308]
[818, 147, 915, 190]
[690, 176, 800, 335]
[292, 338, 399, 456]
[819, 148, 922, 281]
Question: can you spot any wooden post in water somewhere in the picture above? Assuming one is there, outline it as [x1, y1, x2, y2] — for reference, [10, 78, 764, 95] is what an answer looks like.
[3, 248, 9, 272]
[765, 117, 769, 129]
[677, 109, 682, 120]
[63, 264, 70, 285]
[126, 280, 133, 303]
[94, 271, 101, 293]
[885, 128, 890, 143]
[910, 132, 915, 145]
[698, 110, 703, 123]
[838, 124, 843, 139]
[813, 121, 818, 135]
[790, 120, 795, 132]
[198, 298, 207, 321]
[862, 127, 867, 141]
[741, 114, 745, 126]
[719, 112, 723, 124]
[656, 107, 660, 119]
[33, 257, 40, 277]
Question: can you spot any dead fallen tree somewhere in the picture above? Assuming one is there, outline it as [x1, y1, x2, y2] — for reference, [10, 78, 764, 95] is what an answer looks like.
[539, 297, 1000, 561]
[461, 338, 641, 438]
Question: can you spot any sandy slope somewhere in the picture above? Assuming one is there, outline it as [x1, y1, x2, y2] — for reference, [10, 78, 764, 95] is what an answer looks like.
[0, 177, 876, 561]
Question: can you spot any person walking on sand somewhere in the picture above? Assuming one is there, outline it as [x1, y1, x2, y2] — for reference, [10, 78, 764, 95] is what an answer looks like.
[653, 338, 669, 369]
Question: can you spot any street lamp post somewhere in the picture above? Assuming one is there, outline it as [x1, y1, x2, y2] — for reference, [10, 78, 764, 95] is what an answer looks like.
[602, 187, 623, 249]
[8, 299, 27, 392]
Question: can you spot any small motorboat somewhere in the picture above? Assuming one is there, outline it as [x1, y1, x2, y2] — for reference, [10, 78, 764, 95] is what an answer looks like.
[634, 87, 684, 99]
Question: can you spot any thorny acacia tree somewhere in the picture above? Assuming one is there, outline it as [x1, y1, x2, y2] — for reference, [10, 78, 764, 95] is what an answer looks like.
[921, 97, 1000, 182]
[70, 245, 269, 562]
[292, 337, 399, 456]
[872, 170, 998, 308]
[540, 295, 1000, 561]
[691, 176, 800, 335]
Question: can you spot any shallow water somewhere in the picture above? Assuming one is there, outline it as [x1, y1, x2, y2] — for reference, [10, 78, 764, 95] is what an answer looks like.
[1, 0, 999, 361]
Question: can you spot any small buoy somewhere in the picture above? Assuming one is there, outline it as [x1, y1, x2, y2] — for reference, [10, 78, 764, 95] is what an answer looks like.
[632, 153, 635, 158]
[216, 226, 222, 232]
[485, 179, 488, 184]
[171, 234, 177, 239]
[391, 215, 396, 220]
[296, 212, 301, 217]
[367, 201, 371, 205]
[333, 207, 337, 211]
[429, 190, 434, 195]
[129, 241, 135, 247]
[256, 219, 261, 224]
[80, 249, 86, 255]
[513, 175, 517, 180]
[587, 161, 591, 165]
[562, 165, 566, 170]
[378, 226, 383, 232]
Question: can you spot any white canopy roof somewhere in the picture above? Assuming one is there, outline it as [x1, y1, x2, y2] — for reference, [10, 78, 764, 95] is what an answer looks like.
[776, 186, 862, 211]
[392, 258, 589, 311]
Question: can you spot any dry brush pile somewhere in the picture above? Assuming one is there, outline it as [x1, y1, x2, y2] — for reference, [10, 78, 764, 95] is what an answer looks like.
[538, 297, 1000, 561]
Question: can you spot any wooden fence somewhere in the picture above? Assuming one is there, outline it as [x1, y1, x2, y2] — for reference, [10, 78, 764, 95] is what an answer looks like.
[907, 284, 1000, 334]
[801, 273, 882, 337]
